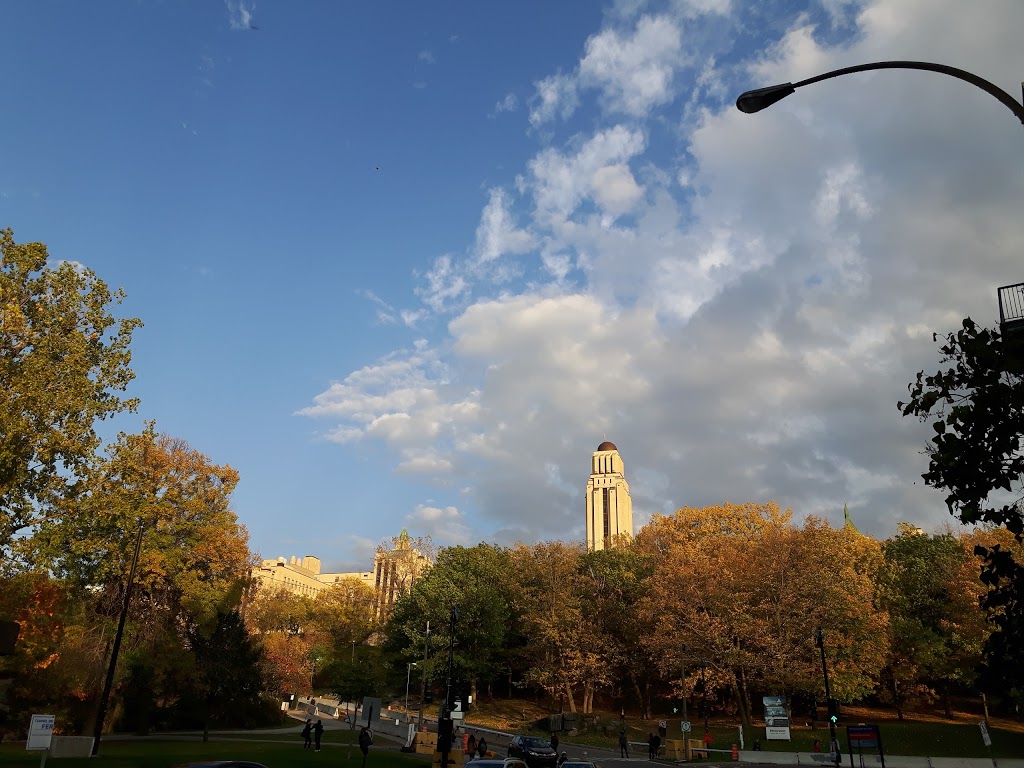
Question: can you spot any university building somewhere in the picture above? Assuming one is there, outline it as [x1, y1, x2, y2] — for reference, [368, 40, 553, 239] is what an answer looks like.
[253, 530, 430, 619]
[585, 440, 634, 550]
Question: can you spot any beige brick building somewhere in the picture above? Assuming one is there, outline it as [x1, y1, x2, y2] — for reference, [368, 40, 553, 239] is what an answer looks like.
[585, 440, 634, 550]
[253, 530, 430, 619]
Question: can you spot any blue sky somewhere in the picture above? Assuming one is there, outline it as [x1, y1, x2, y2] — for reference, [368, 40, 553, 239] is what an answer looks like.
[4, 0, 1023, 571]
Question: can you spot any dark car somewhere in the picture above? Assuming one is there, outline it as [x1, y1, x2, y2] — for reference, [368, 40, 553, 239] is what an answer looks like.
[175, 763, 270, 768]
[508, 735, 557, 768]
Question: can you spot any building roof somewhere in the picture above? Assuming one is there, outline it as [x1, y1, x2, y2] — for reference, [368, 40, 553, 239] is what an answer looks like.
[597, 441, 618, 451]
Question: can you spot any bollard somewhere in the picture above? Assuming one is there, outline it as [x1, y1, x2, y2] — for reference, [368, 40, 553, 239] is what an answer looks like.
[731, 743, 738, 760]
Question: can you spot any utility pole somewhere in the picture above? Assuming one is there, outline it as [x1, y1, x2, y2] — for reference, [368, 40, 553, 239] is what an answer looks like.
[418, 621, 431, 726]
[680, 643, 690, 761]
[92, 521, 144, 756]
[814, 628, 840, 767]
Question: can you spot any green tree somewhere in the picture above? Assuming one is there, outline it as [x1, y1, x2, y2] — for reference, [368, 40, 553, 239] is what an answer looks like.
[876, 525, 988, 719]
[1, 228, 141, 561]
[188, 609, 269, 739]
[899, 318, 1024, 702]
[383, 543, 518, 707]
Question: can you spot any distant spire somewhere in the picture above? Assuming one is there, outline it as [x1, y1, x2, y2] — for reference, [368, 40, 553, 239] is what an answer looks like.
[843, 503, 860, 534]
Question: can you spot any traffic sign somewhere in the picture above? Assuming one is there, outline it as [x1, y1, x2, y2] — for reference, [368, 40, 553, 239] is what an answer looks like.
[681, 721, 691, 732]
[979, 721, 991, 747]
[659, 720, 667, 729]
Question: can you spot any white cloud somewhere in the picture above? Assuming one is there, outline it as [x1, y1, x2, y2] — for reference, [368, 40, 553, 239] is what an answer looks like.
[304, 0, 1024, 545]
[474, 188, 534, 265]
[419, 50, 435, 64]
[225, 0, 255, 30]
[490, 93, 519, 118]
[579, 15, 686, 116]
[406, 504, 472, 546]
[529, 74, 580, 126]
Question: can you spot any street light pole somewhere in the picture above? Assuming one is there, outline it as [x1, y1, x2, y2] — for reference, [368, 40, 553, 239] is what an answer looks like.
[736, 60, 1024, 124]
[680, 643, 690, 761]
[814, 628, 840, 767]
[418, 621, 431, 726]
[406, 662, 417, 716]
[91, 520, 144, 756]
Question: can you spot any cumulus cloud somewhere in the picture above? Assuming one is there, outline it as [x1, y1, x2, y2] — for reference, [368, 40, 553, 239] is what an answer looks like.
[303, 0, 1024, 544]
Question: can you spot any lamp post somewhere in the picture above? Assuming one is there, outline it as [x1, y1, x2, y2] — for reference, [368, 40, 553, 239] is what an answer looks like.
[680, 643, 690, 761]
[418, 621, 431, 726]
[736, 60, 1024, 124]
[406, 662, 418, 716]
[814, 628, 840, 767]
[92, 520, 144, 756]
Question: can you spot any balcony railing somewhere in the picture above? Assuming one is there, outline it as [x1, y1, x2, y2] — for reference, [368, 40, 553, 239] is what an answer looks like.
[998, 282, 1024, 338]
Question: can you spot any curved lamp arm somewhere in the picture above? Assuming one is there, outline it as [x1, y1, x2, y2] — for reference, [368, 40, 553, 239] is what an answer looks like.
[736, 60, 1024, 125]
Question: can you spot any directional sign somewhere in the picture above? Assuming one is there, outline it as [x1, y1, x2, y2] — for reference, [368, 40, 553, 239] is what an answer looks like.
[26, 715, 54, 751]
[681, 721, 692, 732]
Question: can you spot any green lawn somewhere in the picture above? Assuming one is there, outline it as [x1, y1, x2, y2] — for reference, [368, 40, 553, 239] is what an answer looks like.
[744, 722, 1019, 759]
[0, 739, 430, 768]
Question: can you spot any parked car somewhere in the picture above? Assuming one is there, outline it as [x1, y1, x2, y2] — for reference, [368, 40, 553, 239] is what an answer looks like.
[508, 736, 558, 768]
[175, 763, 270, 768]
[466, 759, 528, 768]
[561, 762, 598, 768]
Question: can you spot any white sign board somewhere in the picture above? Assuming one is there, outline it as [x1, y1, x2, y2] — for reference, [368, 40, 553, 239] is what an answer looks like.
[27, 714, 54, 751]
[359, 697, 382, 727]
[979, 721, 991, 747]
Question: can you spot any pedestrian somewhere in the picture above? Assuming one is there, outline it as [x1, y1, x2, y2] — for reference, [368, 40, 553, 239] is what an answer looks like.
[477, 736, 488, 758]
[559, 752, 568, 766]
[302, 719, 313, 750]
[467, 734, 477, 757]
[813, 739, 820, 753]
[619, 729, 629, 758]
[551, 732, 559, 753]
[753, 739, 762, 751]
[648, 732, 657, 760]
[654, 732, 661, 759]
[314, 719, 324, 752]
[359, 726, 372, 768]
[703, 730, 713, 751]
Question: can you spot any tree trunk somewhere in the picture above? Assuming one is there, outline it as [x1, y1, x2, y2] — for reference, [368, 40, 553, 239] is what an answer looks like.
[564, 680, 577, 713]
[629, 673, 650, 720]
[731, 671, 752, 730]
[889, 676, 904, 722]
[943, 680, 952, 719]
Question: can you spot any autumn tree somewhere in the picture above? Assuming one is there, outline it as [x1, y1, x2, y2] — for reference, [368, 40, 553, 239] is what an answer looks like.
[29, 428, 254, 732]
[637, 503, 887, 729]
[1, 228, 141, 561]
[899, 318, 1024, 701]
[578, 545, 658, 717]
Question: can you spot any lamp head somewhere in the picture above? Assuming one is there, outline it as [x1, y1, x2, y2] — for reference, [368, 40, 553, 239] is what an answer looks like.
[736, 83, 796, 113]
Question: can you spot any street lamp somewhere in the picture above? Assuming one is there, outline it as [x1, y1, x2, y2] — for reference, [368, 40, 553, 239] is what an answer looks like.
[814, 628, 840, 768]
[736, 60, 1024, 124]
[406, 662, 418, 716]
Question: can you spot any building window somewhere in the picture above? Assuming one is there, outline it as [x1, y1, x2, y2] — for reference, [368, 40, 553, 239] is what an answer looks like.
[603, 487, 610, 540]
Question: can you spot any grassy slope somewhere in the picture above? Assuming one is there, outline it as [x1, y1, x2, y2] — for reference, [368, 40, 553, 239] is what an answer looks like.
[460, 698, 1024, 759]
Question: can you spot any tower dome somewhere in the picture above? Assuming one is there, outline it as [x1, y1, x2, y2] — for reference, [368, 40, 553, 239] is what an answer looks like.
[597, 440, 617, 451]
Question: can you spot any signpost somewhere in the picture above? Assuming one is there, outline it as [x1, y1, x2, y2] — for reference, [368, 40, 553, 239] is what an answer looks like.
[26, 715, 54, 768]
[846, 725, 885, 768]
[762, 696, 791, 741]
[681, 721, 691, 732]
[979, 720, 991, 748]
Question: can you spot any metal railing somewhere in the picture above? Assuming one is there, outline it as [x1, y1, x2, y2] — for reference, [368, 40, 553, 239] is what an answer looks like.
[998, 282, 1024, 329]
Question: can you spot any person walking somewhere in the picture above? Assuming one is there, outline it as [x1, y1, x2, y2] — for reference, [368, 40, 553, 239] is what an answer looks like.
[359, 726, 372, 768]
[653, 732, 661, 759]
[301, 719, 313, 750]
[619, 729, 629, 758]
[477, 736, 488, 758]
[647, 732, 656, 760]
[467, 734, 477, 757]
[559, 752, 568, 766]
[314, 719, 324, 752]
[551, 733, 560, 753]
